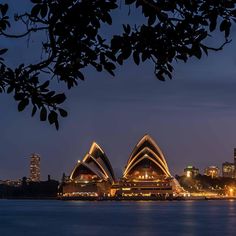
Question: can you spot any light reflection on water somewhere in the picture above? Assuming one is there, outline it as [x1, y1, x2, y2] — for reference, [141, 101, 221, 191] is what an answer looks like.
[0, 200, 236, 236]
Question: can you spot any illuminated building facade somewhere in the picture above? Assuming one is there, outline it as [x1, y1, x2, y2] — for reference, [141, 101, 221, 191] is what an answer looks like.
[112, 135, 185, 198]
[204, 166, 220, 178]
[62, 142, 115, 198]
[62, 135, 187, 199]
[221, 149, 236, 179]
[222, 162, 235, 178]
[30, 153, 40, 182]
[184, 166, 199, 178]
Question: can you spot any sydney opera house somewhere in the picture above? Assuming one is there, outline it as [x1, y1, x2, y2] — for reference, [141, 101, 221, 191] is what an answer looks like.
[62, 142, 115, 197]
[61, 135, 186, 199]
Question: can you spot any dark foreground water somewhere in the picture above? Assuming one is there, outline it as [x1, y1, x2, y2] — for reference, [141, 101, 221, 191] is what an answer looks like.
[0, 200, 236, 236]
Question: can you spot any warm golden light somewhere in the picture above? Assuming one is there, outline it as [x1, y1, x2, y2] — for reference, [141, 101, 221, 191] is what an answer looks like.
[186, 171, 191, 178]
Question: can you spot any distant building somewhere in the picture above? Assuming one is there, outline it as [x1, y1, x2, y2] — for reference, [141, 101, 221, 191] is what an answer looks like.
[30, 153, 40, 182]
[184, 166, 199, 178]
[204, 166, 220, 178]
[0, 179, 22, 187]
[222, 162, 235, 178]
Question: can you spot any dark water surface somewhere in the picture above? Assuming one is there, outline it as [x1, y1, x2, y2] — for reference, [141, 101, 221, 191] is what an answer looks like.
[0, 200, 236, 236]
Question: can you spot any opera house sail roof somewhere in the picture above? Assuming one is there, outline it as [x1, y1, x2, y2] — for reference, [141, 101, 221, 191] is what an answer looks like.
[70, 142, 115, 183]
[61, 135, 187, 199]
[123, 134, 171, 180]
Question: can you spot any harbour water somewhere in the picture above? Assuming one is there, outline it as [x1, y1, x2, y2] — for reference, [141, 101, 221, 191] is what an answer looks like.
[0, 200, 236, 236]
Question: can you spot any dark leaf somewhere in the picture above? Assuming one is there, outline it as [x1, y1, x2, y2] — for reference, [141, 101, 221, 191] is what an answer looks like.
[14, 93, 25, 101]
[31, 0, 42, 3]
[176, 54, 187, 62]
[31, 4, 41, 17]
[141, 51, 149, 62]
[40, 80, 50, 89]
[54, 22, 64, 36]
[148, 15, 156, 25]
[46, 91, 56, 97]
[31, 106, 37, 117]
[1, 4, 8, 16]
[0, 48, 8, 55]
[51, 93, 66, 104]
[104, 13, 112, 25]
[48, 110, 58, 124]
[40, 106, 47, 121]
[55, 119, 59, 130]
[122, 47, 132, 60]
[209, 15, 217, 32]
[7, 86, 14, 94]
[123, 24, 131, 34]
[117, 54, 123, 65]
[220, 20, 227, 32]
[156, 71, 165, 81]
[133, 51, 140, 65]
[191, 44, 202, 59]
[97, 35, 105, 44]
[40, 4, 48, 18]
[125, 0, 136, 5]
[77, 71, 84, 81]
[201, 45, 208, 56]
[196, 31, 208, 42]
[59, 108, 68, 117]
[18, 99, 29, 112]
[225, 21, 231, 38]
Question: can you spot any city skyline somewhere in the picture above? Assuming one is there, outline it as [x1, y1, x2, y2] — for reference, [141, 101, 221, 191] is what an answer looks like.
[1, 135, 236, 181]
[1, 1, 236, 180]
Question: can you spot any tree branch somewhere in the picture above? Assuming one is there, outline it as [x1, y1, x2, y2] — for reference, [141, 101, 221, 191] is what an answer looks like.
[1, 26, 48, 38]
[201, 39, 232, 51]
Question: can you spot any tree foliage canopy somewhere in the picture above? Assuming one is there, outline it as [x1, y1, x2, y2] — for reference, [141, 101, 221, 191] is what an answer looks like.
[0, 0, 236, 128]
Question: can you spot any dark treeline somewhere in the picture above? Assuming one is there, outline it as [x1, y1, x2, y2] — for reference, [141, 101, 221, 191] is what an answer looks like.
[0, 179, 59, 199]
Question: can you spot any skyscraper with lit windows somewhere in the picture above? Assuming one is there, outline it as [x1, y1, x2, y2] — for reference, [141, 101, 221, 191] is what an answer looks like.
[30, 153, 40, 182]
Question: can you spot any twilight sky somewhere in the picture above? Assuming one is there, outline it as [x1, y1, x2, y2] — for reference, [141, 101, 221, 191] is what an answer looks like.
[1, 1, 236, 180]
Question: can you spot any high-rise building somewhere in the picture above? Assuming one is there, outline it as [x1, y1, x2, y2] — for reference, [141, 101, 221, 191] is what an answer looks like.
[183, 166, 199, 178]
[221, 149, 236, 178]
[30, 153, 40, 182]
[204, 166, 220, 178]
[222, 162, 235, 178]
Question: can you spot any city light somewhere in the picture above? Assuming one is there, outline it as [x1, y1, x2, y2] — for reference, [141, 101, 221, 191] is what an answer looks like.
[2, 136, 236, 201]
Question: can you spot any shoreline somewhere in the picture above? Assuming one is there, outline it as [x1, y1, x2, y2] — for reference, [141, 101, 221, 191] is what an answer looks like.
[59, 196, 236, 201]
[1, 196, 236, 201]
